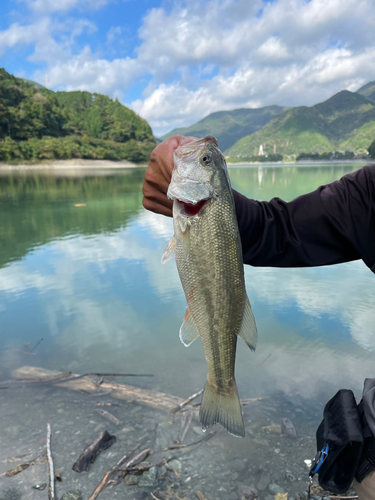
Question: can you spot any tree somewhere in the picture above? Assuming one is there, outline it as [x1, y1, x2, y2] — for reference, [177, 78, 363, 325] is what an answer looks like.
[369, 139, 375, 158]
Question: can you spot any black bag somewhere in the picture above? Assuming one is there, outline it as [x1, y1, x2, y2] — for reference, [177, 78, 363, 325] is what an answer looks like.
[313, 389, 364, 494]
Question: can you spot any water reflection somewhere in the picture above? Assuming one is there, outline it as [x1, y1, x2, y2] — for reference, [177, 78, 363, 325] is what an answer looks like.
[0, 163, 374, 403]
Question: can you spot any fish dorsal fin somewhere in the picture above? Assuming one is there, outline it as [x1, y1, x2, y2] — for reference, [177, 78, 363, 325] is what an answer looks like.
[179, 308, 200, 347]
[161, 236, 176, 264]
[237, 295, 257, 352]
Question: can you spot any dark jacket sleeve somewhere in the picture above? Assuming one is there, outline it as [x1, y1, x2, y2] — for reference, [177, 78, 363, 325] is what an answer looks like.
[233, 164, 375, 273]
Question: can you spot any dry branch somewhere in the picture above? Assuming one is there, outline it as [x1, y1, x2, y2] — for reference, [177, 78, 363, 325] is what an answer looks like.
[170, 389, 203, 414]
[96, 409, 121, 425]
[47, 423, 55, 500]
[87, 443, 141, 500]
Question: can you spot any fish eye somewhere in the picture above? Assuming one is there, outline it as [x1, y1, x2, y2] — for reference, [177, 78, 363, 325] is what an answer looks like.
[202, 154, 212, 165]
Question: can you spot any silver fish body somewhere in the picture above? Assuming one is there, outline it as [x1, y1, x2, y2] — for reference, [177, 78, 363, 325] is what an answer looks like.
[162, 136, 257, 438]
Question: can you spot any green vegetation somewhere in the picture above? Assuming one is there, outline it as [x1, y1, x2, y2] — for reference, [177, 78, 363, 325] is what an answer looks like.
[296, 151, 356, 161]
[369, 139, 375, 158]
[226, 89, 375, 158]
[0, 68, 155, 163]
[356, 81, 375, 102]
[226, 153, 283, 163]
[161, 105, 289, 151]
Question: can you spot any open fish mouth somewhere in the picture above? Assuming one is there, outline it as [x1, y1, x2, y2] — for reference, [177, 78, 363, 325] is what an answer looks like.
[177, 199, 208, 217]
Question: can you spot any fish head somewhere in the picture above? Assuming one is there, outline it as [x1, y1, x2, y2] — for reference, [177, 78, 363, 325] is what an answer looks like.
[167, 136, 231, 216]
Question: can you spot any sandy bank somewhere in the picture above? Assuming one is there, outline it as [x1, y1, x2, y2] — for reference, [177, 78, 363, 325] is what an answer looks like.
[0, 158, 147, 170]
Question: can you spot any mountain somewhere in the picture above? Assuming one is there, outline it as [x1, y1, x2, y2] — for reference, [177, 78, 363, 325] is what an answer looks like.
[226, 89, 375, 158]
[356, 81, 375, 102]
[0, 68, 155, 163]
[161, 105, 289, 151]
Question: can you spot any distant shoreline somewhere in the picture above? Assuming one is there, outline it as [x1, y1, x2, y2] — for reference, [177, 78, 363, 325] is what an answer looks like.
[226, 158, 371, 165]
[0, 159, 147, 170]
[0, 157, 371, 171]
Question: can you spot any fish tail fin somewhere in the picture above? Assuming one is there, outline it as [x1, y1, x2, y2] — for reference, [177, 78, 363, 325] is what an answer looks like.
[199, 379, 245, 438]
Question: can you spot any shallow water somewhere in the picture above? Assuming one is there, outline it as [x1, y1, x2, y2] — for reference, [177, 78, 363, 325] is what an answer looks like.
[0, 162, 373, 500]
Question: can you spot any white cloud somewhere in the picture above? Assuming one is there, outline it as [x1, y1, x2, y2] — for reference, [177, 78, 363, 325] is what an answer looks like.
[22, 0, 110, 13]
[2, 0, 375, 136]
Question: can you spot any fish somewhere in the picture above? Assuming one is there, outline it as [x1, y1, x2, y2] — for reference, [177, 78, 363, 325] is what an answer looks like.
[161, 136, 257, 438]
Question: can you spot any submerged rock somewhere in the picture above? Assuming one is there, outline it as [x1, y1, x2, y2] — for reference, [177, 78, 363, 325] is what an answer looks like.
[238, 484, 259, 500]
[285, 470, 296, 482]
[281, 418, 297, 437]
[59, 492, 82, 500]
[256, 474, 270, 491]
[269, 484, 285, 495]
[125, 474, 139, 485]
[138, 466, 158, 487]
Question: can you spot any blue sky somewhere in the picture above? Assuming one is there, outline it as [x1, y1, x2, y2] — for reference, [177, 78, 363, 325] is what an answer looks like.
[1, 0, 375, 136]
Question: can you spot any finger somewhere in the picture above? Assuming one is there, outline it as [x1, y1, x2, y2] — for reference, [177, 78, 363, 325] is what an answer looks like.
[142, 197, 173, 217]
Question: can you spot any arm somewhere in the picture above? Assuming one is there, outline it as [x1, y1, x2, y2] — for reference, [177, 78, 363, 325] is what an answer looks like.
[233, 164, 375, 272]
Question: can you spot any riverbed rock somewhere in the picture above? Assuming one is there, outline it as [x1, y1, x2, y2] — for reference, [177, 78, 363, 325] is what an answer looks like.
[269, 484, 285, 495]
[59, 492, 82, 500]
[138, 466, 158, 487]
[256, 474, 270, 491]
[232, 458, 246, 472]
[238, 484, 259, 500]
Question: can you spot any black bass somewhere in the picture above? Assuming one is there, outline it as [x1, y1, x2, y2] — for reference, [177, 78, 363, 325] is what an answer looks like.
[162, 136, 257, 437]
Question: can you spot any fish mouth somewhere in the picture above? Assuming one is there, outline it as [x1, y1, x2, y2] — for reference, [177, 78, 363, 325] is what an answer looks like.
[177, 199, 208, 217]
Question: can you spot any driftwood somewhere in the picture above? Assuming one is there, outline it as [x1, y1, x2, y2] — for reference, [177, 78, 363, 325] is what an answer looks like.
[11, 366, 184, 412]
[72, 431, 116, 472]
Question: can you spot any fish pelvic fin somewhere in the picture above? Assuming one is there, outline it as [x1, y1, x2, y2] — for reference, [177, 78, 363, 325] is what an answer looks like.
[161, 236, 176, 264]
[179, 308, 200, 346]
[237, 294, 258, 352]
[199, 379, 245, 438]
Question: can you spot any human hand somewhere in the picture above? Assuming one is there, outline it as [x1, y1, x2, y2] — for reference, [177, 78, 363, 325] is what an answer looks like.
[142, 135, 197, 217]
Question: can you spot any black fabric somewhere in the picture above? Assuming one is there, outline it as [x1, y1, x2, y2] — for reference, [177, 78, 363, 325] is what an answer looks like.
[233, 164, 375, 273]
[355, 379, 375, 482]
[315, 389, 364, 493]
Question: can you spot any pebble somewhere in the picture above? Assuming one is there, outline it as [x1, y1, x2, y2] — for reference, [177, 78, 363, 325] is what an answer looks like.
[281, 418, 297, 437]
[193, 426, 203, 435]
[59, 492, 82, 500]
[285, 470, 296, 482]
[124, 474, 138, 485]
[231, 458, 246, 472]
[169, 459, 182, 473]
[138, 466, 158, 487]
[238, 484, 259, 499]
[269, 483, 285, 494]
[256, 474, 270, 491]
[32, 484, 47, 490]
[275, 494, 288, 500]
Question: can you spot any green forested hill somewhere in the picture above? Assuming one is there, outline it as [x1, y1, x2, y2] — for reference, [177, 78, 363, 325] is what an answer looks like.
[226, 88, 375, 158]
[0, 68, 155, 163]
[356, 81, 375, 102]
[161, 105, 289, 151]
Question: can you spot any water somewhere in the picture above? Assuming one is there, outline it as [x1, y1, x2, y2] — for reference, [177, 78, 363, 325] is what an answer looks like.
[0, 162, 373, 500]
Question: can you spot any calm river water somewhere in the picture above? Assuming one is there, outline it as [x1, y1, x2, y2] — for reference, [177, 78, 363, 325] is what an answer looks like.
[0, 162, 374, 500]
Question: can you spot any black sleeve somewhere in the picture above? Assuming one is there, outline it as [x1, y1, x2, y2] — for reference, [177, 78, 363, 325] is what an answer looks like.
[233, 164, 375, 272]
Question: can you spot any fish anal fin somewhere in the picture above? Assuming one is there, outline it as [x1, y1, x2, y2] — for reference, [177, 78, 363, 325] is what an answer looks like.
[161, 236, 176, 264]
[179, 308, 199, 347]
[237, 295, 258, 352]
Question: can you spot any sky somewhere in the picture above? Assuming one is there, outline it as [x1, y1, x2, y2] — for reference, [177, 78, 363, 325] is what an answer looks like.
[1, 0, 375, 137]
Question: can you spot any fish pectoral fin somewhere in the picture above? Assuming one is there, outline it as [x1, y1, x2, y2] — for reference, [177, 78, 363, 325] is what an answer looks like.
[179, 308, 200, 347]
[161, 236, 176, 264]
[237, 295, 258, 352]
